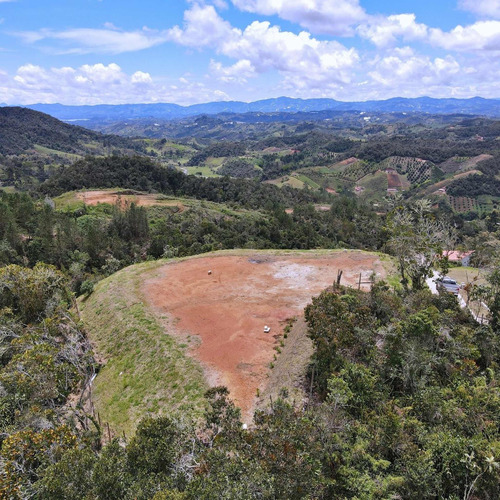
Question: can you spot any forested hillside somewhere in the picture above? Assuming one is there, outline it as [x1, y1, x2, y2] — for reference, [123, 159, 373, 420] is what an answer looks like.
[0, 107, 144, 156]
[2, 107, 500, 215]
[1, 107, 500, 499]
[2, 274, 500, 498]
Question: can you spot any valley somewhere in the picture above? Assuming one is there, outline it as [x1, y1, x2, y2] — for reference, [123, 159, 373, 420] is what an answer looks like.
[1, 103, 500, 498]
[3, 0, 500, 495]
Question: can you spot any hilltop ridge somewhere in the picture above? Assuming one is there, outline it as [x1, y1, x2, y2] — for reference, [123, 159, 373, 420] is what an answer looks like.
[12, 96, 500, 124]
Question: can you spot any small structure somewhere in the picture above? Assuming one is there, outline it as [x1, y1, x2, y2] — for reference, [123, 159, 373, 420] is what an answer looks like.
[263, 325, 271, 333]
[208, 270, 212, 275]
[443, 250, 474, 267]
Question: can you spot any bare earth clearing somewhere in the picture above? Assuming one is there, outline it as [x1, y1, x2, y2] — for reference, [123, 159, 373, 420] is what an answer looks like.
[143, 251, 387, 420]
[76, 190, 186, 210]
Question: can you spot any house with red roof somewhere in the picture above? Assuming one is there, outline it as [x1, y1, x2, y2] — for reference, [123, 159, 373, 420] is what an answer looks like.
[443, 250, 474, 267]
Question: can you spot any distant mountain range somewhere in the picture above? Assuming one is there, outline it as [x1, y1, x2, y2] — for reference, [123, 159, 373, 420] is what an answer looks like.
[6, 96, 500, 123]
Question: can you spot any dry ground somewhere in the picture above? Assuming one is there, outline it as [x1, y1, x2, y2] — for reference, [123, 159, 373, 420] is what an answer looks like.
[75, 190, 186, 210]
[143, 250, 387, 421]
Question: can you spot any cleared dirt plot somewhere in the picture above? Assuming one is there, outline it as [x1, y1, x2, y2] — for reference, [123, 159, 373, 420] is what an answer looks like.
[387, 169, 403, 189]
[76, 190, 186, 210]
[338, 157, 359, 166]
[143, 250, 388, 420]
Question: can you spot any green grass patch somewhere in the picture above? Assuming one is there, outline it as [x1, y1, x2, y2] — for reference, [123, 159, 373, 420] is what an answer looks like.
[206, 157, 226, 168]
[266, 176, 305, 189]
[358, 171, 388, 201]
[0, 186, 18, 193]
[295, 174, 321, 190]
[79, 260, 207, 436]
[447, 266, 487, 287]
[34, 144, 82, 160]
[52, 191, 86, 210]
[182, 166, 220, 177]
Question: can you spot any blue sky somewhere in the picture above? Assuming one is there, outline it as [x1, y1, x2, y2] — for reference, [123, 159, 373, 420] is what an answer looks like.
[0, 0, 499, 105]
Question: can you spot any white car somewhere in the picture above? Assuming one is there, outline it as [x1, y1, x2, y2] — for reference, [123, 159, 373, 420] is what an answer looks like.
[435, 276, 460, 296]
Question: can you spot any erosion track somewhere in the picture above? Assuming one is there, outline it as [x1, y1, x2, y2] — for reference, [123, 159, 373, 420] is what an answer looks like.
[143, 250, 388, 421]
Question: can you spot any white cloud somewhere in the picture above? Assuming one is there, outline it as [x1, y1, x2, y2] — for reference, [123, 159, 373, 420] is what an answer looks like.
[1, 63, 228, 105]
[168, 4, 239, 47]
[168, 4, 359, 91]
[131, 71, 153, 84]
[430, 21, 500, 51]
[369, 49, 461, 88]
[231, 0, 366, 36]
[212, 0, 229, 9]
[358, 14, 428, 48]
[209, 59, 255, 83]
[459, 0, 500, 18]
[15, 26, 169, 54]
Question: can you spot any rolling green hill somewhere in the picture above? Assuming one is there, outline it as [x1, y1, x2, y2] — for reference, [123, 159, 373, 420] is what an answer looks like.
[0, 107, 145, 156]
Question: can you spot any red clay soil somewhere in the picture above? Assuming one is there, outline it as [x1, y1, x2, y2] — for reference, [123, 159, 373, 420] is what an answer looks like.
[143, 252, 386, 420]
[338, 157, 358, 166]
[387, 171, 402, 189]
[76, 191, 185, 211]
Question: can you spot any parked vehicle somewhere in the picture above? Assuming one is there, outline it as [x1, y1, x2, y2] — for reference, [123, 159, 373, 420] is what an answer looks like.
[435, 276, 460, 295]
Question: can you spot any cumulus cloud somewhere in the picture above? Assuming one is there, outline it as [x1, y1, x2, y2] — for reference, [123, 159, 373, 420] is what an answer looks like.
[358, 14, 428, 48]
[231, 0, 366, 36]
[0, 63, 228, 105]
[15, 26, 169, 54]
[430, 21, 500, 51]
[369, 49, 461, 89]
[168, 4, 359, 90]
[131, 71, 153, 84]
[4, 2, 500, 104]
[209, 59, 256, 83]
[357, 12, 500, 53]
[459, 0, 500, 18]
[168, 4, 239, 48]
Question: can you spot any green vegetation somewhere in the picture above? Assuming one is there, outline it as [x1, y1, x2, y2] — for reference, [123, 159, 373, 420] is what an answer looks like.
[358, 170, 388, 200]
[295, 174, 321, 189]
[79, 259, 207, 435]
[448, 173, 500, 198]
[302, 282, 500, 499]
[1, 106, 500, 498]
[218, 158, 260, 178]
[182, 166, 219, 177]
[3, 274, 500, 499]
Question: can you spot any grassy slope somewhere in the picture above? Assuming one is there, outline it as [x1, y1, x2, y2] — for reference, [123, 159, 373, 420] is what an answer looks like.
[54, 190, 264, 220]
[265, 176, 306, 189]
[79, 260, 207, 437]
[257, 317, 313, 410]
[80, 249, 397, 436]
[358, 170, 388, 201]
